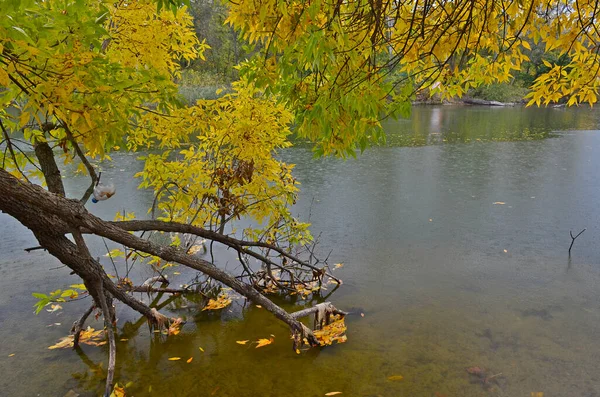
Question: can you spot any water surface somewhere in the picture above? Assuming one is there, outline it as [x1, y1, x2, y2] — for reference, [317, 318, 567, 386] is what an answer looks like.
[1, 106, 600, 396]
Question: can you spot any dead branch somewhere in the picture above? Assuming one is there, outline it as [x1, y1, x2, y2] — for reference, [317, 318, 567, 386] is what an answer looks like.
[569, 228, 586, 255]
[71, 304, 95, 348]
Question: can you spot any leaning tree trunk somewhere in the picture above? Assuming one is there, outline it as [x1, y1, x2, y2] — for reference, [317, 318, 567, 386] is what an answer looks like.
[0, 168, 324, 395]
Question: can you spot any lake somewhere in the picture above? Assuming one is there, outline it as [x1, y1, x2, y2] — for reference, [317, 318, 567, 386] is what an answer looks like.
[1, 105, 600, 396]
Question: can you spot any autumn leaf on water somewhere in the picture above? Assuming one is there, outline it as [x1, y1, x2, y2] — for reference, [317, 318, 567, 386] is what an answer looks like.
[387, 375, 404, 381]
[168, 357, 181, 361]
[198, 347, 205, 352]
[202, 293, 232, 311]
[236, 340, 249, 345]
[310, 315, 348, 346]
[48, 327, 106, 349]
[325, 392, 342, 396]
[493, 202, 506, 205]
[334, 263, 344, 269]
[168, 318, 184, 336]
[255, 305, 262, 308]
[255, 337, 274, 348]
[531, 393, 544, 397]
[8, 353, 15, 357]
[110, 384, 126, 397]
[47, 304, 62, 313]
[186, 357, 193, 363]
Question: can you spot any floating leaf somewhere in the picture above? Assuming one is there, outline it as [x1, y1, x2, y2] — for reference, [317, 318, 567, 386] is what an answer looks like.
[493, 202, 506, 205]
[186, 357, 193, 363]
[48, 327, 106, 349]
[503, 249, 508, 253]
[255, 305, 262, 308]
[168, 357, 181, 361]
[168, 318, 184, 336]
[334, 263, 344, 269]
[255, 337, 274, 348]
[387, 375, 404, 381]
[311, 315, 348, 346]
[8, 353, 15, 357]
[202, 293, 232, 311]
[531, 393, 544, 397]
[47, 304, 62, 313]
[199, 347, 204, 352]
[111, 384, 126, 397]
[325, 392, 342, 396]
[236, 340, 249, 345]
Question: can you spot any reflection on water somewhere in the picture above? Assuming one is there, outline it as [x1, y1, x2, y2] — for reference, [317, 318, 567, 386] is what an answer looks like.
[1, 106, 600, 396]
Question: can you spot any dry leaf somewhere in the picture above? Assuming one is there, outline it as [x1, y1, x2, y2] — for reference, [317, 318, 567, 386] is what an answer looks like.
[202, 293, 232, 311]
[325, 392, 342, 396]
[531, 393, 544, 397]
[8, 353, 15, 357]
[503, 249, 508, 253]
[186, 357, 193, 363]
[198, 347, 204, 352]
[187, 242, 206, 255]
[255, 337, 274, 348]
[47, 304, 63, 313]
[168, 318, 184, 336]
[173, 271, 181, 275]
[311, 315, 348, 346]
[493, 202, 506, 205]
[111, 384, 126, 397]
[120, 338, 129, 342]
[168, 357, 181, 361]
[295, 349, 301, 354]
[334, 263, 344, 269]
[255, 305, 262, 308]
[387, 375, 404, 381]
[236, 340, 249, 345]
[48, 327, 106, 349]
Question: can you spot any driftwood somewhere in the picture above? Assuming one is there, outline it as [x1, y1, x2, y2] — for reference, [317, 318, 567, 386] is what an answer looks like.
[291, 302, 348, 330]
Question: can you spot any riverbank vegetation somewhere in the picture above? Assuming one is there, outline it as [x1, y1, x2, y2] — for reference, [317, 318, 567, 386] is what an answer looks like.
[2, 0, 600, 395]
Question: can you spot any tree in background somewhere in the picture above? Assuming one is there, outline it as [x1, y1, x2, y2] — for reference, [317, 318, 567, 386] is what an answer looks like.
[2, 0, 600, 395]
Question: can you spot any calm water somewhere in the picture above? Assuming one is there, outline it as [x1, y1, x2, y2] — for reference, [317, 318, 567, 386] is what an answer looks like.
[2, 105, 600, 396]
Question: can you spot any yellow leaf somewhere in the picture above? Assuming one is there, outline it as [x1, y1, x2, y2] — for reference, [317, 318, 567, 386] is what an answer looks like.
[48, 327, 106, 349]
[111, 384, 126, 397]
[168, 318, 184, 336]
[493, 202, 505, 205]
[168, 357, 181, 361]
[202, 293, 232, 311]
[522, 40, 531, 50]
[0, 67, 9, 87]
[19, 112, 30, 128]
[295, 349, 301, 354]
[8, 353, 15, 357]
[334, 263, 344, 269]
[255, 337, 274, 348]
[236, 340, 249, 345]
[325, 392, 342, 396]
[503, 249, 508, 253]
[387, 375, 404, 381]
[531, 393, 544, 397]
[199, 347, 204, 352]
[256, 305, 262, 308]
[186, 357, 193, 363]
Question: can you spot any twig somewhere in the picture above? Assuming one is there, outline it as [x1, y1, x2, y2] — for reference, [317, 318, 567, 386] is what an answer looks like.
[569, 228, 586, 255]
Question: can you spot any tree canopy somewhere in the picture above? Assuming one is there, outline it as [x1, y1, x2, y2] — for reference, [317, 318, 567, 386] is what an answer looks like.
[1, 0, 600, 395]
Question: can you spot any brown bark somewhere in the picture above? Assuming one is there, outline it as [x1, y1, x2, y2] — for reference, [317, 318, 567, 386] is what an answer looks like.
[0, 168, 318, 345]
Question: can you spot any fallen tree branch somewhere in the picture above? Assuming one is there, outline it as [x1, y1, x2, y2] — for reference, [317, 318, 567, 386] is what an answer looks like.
[71, 304, 95, 348]
[569, 228, 586, 255]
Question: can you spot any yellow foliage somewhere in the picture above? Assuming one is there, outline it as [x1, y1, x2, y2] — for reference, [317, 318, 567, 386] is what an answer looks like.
[48, 327, 106, 349]
[311, 315, 348, 346]
[202, 293, 232, 311]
